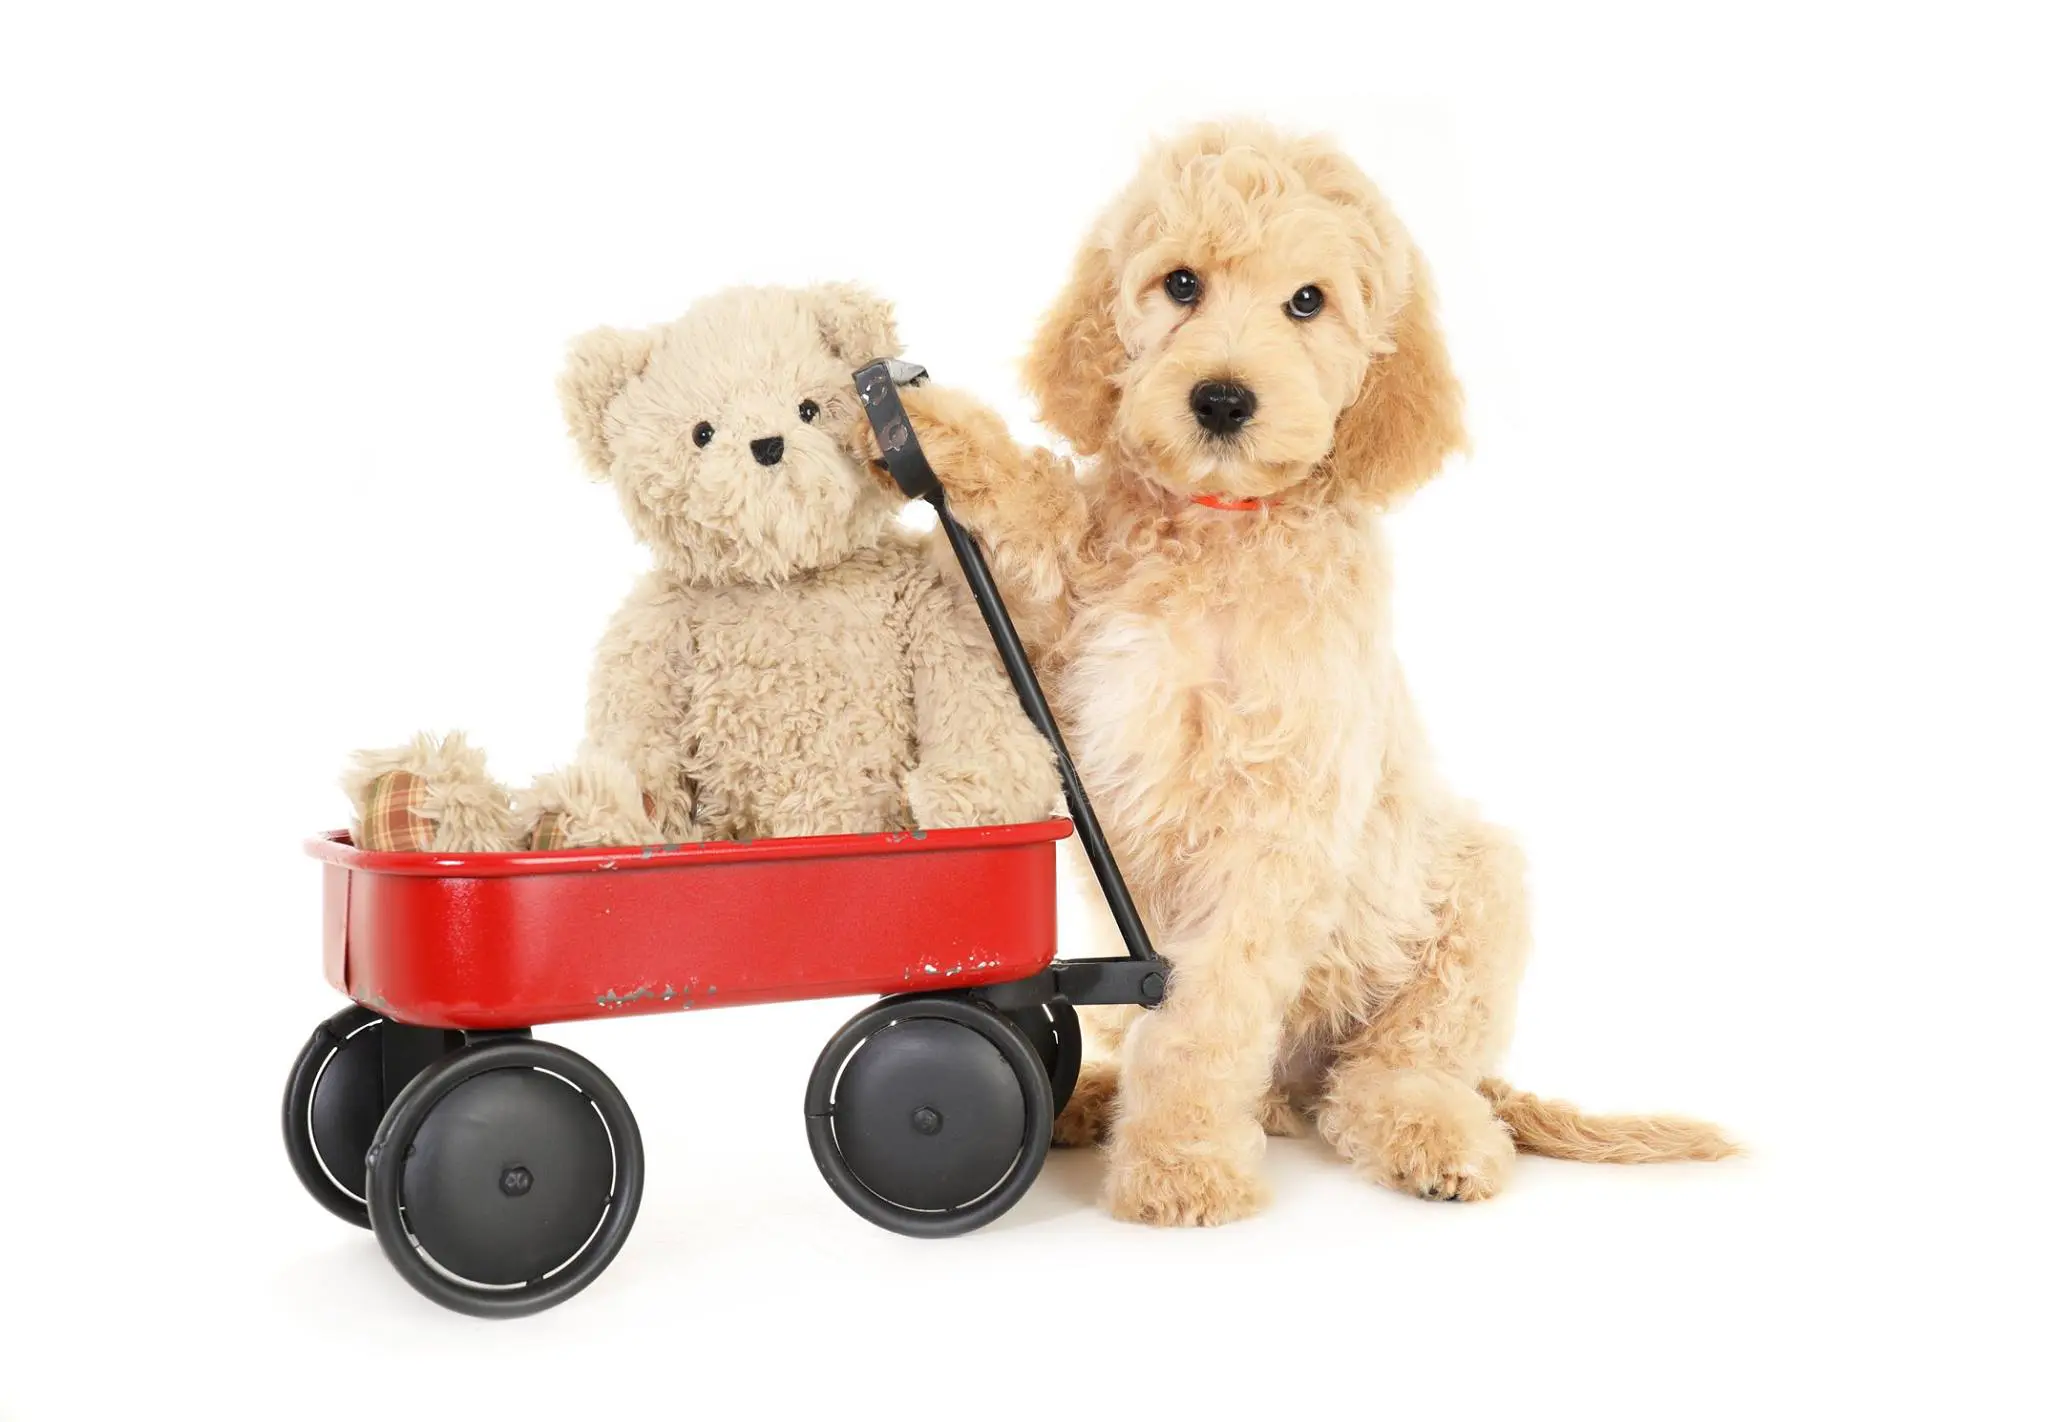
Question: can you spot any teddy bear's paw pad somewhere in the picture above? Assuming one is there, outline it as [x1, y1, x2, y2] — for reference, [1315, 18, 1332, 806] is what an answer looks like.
[358, 770, 435, 852]
[522, 761, 662, 848]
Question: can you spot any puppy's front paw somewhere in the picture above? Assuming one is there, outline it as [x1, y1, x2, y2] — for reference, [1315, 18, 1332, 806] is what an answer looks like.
[895, 384, 1005, 495]
[1104, 1145, 1267, 1227]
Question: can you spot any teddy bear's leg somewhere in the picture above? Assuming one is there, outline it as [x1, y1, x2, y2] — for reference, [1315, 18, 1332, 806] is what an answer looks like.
[342, 732, 521, 852]
[521, 746, 673, 849]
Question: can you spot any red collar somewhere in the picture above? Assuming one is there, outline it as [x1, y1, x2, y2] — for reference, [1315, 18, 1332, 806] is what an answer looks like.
[1190, 493, 1267, 511]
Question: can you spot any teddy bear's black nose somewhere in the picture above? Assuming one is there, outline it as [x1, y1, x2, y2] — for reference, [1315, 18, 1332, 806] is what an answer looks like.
[750, 435, 785, 467]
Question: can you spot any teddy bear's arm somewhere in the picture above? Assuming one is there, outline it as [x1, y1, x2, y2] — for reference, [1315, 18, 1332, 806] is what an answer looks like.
[863, 382, 1093, 663]
[523, 573, 700, 846]
[898, 563, 1062, 831]
[589, 574, 701, 833]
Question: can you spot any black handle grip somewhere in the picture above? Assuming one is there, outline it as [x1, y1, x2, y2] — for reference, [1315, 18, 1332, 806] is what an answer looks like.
[854, 359, 937, 498]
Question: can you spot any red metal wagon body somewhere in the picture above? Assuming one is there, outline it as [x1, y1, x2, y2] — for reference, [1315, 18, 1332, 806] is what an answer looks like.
[308, 820, 1073, 1031]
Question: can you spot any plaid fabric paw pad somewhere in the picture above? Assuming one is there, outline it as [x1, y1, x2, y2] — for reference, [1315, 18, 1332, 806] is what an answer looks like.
[528, 791, 663, 851]
[358, 769, 436, 852]
[528, 811, 571, 851]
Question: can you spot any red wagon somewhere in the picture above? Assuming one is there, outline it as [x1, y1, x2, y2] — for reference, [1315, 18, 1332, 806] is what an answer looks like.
[283, 361, 1164, 1317]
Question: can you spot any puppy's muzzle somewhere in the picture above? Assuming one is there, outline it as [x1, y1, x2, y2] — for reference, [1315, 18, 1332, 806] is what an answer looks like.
[1189, 379, 1257, 438]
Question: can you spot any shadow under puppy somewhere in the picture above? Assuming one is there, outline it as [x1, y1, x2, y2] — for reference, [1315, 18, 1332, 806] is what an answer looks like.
[870, 122, 1733, 1225]
[347, 283, 1058, 851]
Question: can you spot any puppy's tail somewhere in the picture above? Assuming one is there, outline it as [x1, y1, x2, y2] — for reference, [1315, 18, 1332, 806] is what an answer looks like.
[1478, 1078, 1738, 1164]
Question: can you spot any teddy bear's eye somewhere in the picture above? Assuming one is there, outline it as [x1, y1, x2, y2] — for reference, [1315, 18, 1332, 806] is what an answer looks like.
[798, 399, 820, 424]
[692, 422, 714, 448]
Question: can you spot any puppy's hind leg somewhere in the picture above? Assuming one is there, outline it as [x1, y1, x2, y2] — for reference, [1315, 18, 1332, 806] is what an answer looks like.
[1053, 1060, 1120, 1148]
[1317, 822, 1530, 1201]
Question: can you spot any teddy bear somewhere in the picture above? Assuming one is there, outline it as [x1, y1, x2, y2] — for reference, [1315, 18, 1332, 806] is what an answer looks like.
[344, 283, 1058, 852]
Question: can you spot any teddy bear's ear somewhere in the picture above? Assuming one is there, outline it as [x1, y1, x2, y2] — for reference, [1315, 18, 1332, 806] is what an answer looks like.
[806, 283, 901, 369]
[558, 326, 655, 475]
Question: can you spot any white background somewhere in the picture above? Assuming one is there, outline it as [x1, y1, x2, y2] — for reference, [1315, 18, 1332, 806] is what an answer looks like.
[3, 2, 2043, 1417]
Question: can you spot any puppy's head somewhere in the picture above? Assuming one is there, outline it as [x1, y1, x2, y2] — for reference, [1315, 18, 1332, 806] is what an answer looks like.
[1026, 122, 1464, 506]
[560, 283, 903, 583]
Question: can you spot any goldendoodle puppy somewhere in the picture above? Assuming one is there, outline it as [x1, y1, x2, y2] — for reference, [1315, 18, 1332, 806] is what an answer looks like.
[878, 122, 1732, 1225]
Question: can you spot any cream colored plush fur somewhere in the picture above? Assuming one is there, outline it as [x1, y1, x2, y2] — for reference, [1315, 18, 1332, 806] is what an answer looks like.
[871, 123, 1733, 1226]
[346, 284, 1058, 849]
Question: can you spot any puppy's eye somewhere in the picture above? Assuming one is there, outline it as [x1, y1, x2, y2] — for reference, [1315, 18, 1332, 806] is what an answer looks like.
[1286, 285, 1325, 320]
[798, 399, 820, 424]
[692, 422, 714, 448]
[1163, 268, 1202, 306]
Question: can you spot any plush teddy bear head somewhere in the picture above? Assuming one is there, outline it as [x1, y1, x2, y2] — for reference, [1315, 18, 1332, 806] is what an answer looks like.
[560, 284, 903, 584]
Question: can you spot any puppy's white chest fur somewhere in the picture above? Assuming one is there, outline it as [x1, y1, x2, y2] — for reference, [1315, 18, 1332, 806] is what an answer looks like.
[1060, 521, 1389, 923]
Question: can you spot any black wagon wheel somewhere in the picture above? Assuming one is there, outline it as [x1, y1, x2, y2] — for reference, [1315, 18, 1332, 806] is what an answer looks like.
[364, 1036, 644, 1319]
[283, 1006, 468, 1229]
[281, 1005, 388, 1228]
[806, 993, 1054, 1238]
[1004, 998, 1083, 1118]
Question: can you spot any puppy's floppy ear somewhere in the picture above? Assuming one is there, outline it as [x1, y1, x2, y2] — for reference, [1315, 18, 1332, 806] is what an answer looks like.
[1023, 236, 1123, 456]
[807, 282, 901, 367]
[559, 326, 655, 476]
[1324, 266, 1466, 506]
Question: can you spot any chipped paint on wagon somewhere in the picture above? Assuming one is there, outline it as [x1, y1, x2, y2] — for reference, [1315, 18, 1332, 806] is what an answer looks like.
[595, 982, 679, 1009]
[593, 980, 716, 1011]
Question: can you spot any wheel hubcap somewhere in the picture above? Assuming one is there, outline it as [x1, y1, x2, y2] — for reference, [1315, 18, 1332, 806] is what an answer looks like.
[834, 1018, 1026, 1211]
[401, 1069, 613, 1286]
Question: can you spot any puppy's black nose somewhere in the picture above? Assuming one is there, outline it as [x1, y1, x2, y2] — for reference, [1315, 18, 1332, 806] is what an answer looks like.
[1189, 380, 1257, 437]
[750, 435, 785, 466]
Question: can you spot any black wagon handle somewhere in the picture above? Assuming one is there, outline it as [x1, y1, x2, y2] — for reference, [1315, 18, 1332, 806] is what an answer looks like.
[855, 359, 1158, 968]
